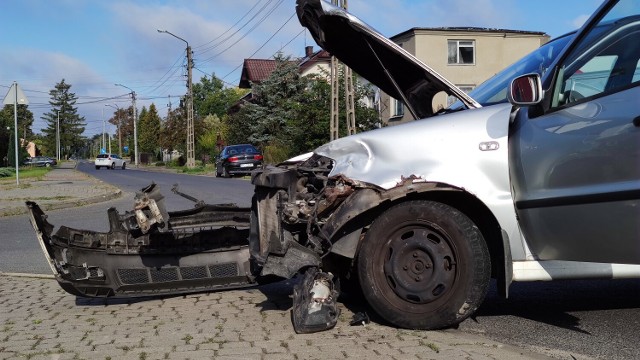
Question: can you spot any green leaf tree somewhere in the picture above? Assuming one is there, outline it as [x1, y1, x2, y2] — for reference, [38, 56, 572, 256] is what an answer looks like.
[1, 104, 34, 160]
[193, 74, 248, 119]
[138, 103, 162, 155]
[106, 106, 129, 156]
[40, 79, 86, 159]
[6, 128, 29, 167]
[197, 114, 228, 162]
[161, 107, 186, 154]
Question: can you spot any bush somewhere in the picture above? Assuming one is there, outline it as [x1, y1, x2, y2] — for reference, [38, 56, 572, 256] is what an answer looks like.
[263, 143, 290, 164]
[0, 168, 15, 178]
[155, 161, 165, 167]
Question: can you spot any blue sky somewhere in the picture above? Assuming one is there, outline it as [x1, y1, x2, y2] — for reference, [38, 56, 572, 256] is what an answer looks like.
[0, 0, 603, 137]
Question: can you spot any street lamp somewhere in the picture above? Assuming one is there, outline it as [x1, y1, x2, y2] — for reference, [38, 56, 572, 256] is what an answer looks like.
[157, 29, 195, 168]
[115, 84, 138, 166]
[101, 106, 106, 153]
[56, 110, 60, 161]
[105, 104, 121, 157]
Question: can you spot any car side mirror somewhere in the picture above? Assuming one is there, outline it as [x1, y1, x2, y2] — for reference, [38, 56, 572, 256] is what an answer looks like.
[508, 73, 543, 106]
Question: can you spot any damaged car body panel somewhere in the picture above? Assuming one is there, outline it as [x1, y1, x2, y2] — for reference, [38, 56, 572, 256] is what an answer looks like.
[27, 0, 640, 333]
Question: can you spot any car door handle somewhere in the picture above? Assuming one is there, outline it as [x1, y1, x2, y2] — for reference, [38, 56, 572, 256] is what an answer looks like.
[634, 116, 640, 127]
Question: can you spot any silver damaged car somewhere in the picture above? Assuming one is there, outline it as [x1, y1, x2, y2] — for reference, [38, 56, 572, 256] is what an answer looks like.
[27, 0, 640, 332]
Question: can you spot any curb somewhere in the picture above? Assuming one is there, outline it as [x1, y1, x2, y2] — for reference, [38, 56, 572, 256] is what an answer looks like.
[0, 272, 55, 279]
[0, 189, 122, 217]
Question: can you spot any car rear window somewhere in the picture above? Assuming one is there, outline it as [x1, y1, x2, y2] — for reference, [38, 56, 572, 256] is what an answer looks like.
[97, 154, 109, 159]
[234, 146, 258, 154]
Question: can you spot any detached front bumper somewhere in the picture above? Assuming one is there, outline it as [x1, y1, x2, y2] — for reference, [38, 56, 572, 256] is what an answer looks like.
[25, 186, 256, 298]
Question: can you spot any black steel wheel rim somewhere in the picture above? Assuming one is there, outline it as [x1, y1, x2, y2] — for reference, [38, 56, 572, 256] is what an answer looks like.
[381, 222, 458, 305]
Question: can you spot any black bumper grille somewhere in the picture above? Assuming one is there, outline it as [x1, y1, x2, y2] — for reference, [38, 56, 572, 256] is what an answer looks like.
[118, 263, 239, 285]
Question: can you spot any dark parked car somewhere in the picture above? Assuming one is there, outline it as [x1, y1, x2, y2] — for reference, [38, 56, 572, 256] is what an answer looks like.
[215, 144, 263, 177]
[22, 156, 57, 167]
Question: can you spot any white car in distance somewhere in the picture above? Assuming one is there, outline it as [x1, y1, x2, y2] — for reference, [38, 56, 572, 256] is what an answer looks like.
[95, 154, 126, 170]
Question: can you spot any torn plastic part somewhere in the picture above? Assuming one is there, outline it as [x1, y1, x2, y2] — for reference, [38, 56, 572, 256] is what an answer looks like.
[292, 267, 340, 334]
[132, 183, 170, 234]
[171, 183, 206, 208]
[349, 312, 370, 326]
[308, 278, 332, 314]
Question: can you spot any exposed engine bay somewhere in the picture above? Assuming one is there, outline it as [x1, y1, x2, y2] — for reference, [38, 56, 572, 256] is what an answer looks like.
[27, 154, 360, 333]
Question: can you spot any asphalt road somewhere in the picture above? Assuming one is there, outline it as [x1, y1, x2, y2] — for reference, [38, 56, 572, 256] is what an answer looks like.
[1, 162, 639, 359]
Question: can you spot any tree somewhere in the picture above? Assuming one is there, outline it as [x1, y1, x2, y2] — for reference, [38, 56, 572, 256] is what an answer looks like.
[226, 54, 304, 160]
[106, 107, 129, 156]
[226, 53, 381, 163]
[138, 103, 162, 154]
[6, 128, 29, 167]
[40, 80, 86, 158]
[160, 107, 186, 154]
[0, 104, 34, 160]
[193, 74, 248, 119]
[197, 114, 228, 162]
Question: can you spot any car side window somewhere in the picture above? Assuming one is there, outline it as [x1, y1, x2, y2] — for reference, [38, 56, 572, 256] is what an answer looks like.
[551, 0, 640, 108]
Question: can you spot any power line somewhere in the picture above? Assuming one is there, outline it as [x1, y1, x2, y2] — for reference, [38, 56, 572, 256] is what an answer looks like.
[221, 12, 300, 82]
[199, 0, 285, 65]
[193, 0, 265, 50]
[197, 0, 275, 56]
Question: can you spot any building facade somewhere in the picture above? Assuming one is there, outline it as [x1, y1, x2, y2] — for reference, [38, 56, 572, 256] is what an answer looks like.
[382, 27, 549, 125]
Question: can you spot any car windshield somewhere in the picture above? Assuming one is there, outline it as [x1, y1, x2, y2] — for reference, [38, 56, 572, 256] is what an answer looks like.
[448, 33, 574, 110]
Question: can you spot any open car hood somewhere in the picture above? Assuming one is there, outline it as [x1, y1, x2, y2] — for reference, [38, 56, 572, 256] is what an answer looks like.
[296, 0, 481, 119]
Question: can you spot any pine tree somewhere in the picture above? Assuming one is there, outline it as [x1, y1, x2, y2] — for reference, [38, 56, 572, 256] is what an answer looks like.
[40, 79, 86, 159]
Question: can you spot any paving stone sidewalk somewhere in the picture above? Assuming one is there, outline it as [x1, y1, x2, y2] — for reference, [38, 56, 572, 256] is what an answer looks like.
[0, 275, 556, 360]
[0, 162, 121, 217]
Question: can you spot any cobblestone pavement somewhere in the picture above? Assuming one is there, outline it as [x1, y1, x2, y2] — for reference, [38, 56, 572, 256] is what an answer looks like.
[0, 163, 563, 359]
[0, 162, 121, 217]
[0, 275, 555, 360]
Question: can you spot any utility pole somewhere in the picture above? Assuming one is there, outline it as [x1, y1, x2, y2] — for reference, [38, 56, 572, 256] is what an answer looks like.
[115, 84, 138, 166]
[101, 106, 106, 153]
[106, 104, 122, 157]
[186, 43, 195, 168]
[330, 0, 356, 141]
[56, 110, 60, 161]
[158, 29, 195, 168]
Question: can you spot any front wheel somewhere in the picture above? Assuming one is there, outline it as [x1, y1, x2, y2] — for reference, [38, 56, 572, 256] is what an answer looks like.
[121, 162, 126, 170]
[357, 200, 490, 330]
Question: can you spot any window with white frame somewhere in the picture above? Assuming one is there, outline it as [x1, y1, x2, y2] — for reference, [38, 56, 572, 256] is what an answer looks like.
[447, 85, 475, 106]
[448, 40, 475, 65]
[391, 98, 404, 118]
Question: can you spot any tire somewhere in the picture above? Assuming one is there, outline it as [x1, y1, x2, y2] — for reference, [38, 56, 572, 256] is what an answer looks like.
[357, 200, 490, 330]
[110, 163, 115, 170]
[95, 166, 100, 170]
[215, 166, 221, 177]
[121, 162, 126, 170]
[222, 165, 230, 178]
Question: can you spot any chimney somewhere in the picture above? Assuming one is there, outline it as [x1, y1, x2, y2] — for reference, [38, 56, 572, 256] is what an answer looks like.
[305, 46, 314, 57]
